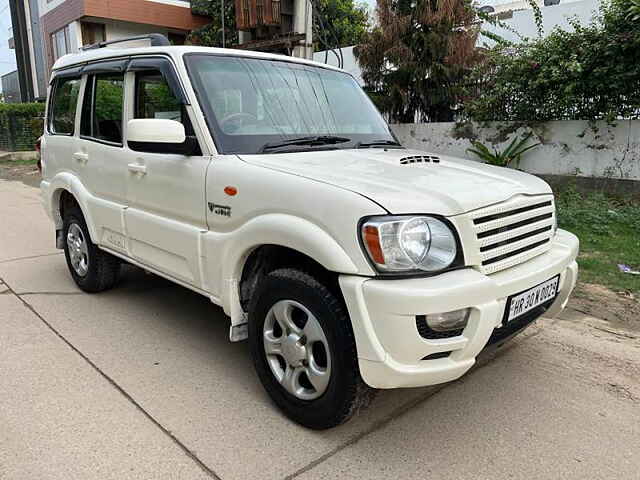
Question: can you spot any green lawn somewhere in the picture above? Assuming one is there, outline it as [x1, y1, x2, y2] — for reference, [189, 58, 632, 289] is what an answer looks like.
[0, 157, 39, 166]
[556, 186, 640, 295]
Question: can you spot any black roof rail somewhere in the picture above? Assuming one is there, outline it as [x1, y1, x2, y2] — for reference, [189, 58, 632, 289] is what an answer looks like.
[81, 33, 171, 51]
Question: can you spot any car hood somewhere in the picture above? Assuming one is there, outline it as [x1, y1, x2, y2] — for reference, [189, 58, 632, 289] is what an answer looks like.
[238, 148, 552, 216]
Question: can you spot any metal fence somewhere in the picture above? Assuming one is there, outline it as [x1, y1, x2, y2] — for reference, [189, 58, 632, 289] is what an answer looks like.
[0, 109, 44, 152]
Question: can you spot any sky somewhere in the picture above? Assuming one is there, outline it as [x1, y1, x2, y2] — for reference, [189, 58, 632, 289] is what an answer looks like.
[0, 0, 17, 92]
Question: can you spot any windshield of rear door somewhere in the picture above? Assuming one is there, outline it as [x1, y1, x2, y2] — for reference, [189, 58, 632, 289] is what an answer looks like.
[184, 54, 396, 154]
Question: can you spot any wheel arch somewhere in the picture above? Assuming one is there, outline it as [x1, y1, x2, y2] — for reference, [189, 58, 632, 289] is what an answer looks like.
[238, 244, 342, 314]
[216, 214, 362, 334]
[48, 174, 98, 243]
[223, 213, 359, 279]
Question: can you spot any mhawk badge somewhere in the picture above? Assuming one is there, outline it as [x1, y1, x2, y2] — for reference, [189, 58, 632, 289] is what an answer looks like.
[208, 202, 231, 217]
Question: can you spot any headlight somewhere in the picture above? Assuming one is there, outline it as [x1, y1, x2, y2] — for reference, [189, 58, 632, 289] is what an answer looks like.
[361, 215, 459, 273]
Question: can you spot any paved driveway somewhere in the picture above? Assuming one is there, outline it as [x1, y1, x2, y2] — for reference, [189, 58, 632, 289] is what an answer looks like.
[1, 179, 638, 480]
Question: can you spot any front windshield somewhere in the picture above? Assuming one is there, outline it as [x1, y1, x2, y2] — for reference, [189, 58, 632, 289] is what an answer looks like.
[185, 54, 397, 154]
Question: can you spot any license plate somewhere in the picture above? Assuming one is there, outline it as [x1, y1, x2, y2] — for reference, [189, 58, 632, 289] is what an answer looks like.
[505, 275, 560, 323]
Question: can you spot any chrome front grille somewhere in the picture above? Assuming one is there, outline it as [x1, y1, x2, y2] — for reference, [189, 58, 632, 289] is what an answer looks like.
[470, 196, 555, 274]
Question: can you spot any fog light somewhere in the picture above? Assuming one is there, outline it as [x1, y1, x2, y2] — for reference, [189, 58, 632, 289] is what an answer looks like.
[425, 308, 471, 332]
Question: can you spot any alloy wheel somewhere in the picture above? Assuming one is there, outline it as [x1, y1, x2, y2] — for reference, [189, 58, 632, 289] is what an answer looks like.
[263, 299, 332, 400]
[67, 223, 89, 277]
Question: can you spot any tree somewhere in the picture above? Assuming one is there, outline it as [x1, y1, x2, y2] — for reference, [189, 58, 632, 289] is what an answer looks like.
[355, 0, 483, 123]
[314, 0, 370, 50]
[464, 0, 640, 122]
[189, 0, 237, 47]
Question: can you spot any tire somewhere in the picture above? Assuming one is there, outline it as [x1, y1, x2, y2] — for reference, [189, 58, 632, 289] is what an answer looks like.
[63, 205, 120, 293]
[248, 268, 375, 429]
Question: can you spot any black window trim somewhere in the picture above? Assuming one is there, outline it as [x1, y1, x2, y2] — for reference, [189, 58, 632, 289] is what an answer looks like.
[51, 54, 189, 105]
[48, 76, 82, 137]
[83, 58, 129, 75]
[79, 72, 126, 148]
[79, 74, 94, 139]
[50, 65, 83, 83]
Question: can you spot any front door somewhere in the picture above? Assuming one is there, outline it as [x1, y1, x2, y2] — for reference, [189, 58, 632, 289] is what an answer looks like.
[123, 68, 210, 288]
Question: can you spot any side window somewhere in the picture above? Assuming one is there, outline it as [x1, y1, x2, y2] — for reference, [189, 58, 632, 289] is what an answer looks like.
[135, 72, 183, 122]
[80, 73, 124, 145]
[49, 77, 81, 135]
[131, 70, 200, 155]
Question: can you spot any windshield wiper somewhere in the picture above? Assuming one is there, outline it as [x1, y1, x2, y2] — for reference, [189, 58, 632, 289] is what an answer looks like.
[355, 139, 403, 149]
[260, 135, 352, 153]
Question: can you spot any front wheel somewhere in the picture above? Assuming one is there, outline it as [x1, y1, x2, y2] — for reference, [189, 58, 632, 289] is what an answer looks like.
[248, 268, 375, 429]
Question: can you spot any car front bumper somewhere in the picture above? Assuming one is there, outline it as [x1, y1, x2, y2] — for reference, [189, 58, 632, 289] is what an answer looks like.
[340, 229, 579, 389]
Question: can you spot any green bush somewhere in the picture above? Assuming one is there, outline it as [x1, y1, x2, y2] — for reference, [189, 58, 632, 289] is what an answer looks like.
[465, 0, 640, 122]
[189, 0, 237, 47]
[0, 102, 46, 152]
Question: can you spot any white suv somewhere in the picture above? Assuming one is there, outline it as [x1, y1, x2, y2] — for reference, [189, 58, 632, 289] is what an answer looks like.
[40, 35, 579, 429]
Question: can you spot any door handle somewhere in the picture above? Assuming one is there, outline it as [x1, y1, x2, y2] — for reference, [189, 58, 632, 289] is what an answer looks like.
[127, 163, 147, 175]
[73, 152, 89, 164]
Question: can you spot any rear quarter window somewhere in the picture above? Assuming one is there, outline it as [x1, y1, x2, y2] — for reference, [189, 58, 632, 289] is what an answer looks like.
[49, 77, 81, 135]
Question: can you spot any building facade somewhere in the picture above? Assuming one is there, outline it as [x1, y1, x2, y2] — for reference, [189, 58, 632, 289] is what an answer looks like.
[1, 71, 22, 103]
[8, 0, 210, 102]
[8, 0, 46, 101]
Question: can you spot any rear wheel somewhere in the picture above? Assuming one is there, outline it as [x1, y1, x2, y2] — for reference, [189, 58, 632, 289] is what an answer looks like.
[248, 268, 375, 429]
[63, 205, 120, 292]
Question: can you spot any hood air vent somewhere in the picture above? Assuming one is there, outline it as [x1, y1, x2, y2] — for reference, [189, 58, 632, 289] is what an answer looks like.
[400, 155, 440, 165]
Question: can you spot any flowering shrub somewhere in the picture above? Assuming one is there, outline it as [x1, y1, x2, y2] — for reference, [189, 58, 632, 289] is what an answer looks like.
[465, 0, 640, 122]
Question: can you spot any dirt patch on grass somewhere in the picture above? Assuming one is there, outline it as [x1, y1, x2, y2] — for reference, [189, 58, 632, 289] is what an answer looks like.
[568, 282, 640, 333]
[0, 162, 41, 188]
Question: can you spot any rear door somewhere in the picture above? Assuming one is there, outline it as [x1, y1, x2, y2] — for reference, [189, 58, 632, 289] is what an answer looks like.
[76, 64, 130, 253]
[123, 58, 210, 287]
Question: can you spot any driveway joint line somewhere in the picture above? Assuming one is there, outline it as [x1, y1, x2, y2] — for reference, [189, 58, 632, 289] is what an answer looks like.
[18, 291, 85, 296]
[0, 252, 63, 264]
[284, 326, 543, 479]
[283, 384, 449, 480]
[0, 275, 223, 480]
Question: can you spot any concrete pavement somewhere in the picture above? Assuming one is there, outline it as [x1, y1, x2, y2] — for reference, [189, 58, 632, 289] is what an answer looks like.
[1, 179, 638, 480]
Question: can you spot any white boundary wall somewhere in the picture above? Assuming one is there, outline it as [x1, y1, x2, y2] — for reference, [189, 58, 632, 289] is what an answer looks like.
[390, 120, 640, 180]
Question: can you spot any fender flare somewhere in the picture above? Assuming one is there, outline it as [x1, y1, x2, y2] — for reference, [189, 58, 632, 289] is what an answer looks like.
[47, 173, 99, 242]
[216, 213, 361, 321]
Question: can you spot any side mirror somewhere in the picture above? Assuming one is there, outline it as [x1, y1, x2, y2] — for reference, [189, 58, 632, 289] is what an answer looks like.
[127, 119, 199, 155]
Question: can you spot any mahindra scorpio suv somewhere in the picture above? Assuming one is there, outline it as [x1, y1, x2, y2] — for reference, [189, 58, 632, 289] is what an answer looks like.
[40, 34, 579, 429]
